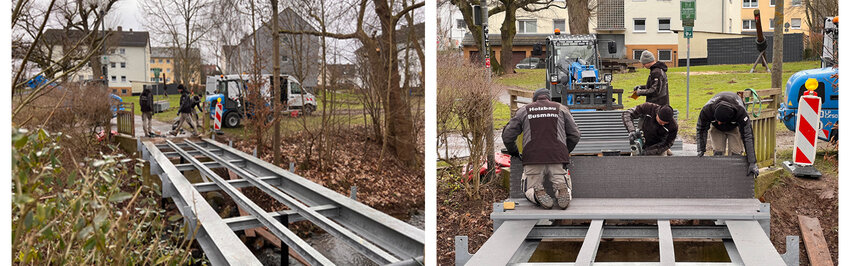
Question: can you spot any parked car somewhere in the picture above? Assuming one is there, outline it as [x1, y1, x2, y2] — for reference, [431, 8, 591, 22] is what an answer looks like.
[516, 57, 545, 69]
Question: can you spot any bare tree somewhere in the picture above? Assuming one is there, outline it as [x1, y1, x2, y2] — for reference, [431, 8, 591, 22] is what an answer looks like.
[280, 0, 424, 168]
[804, 0, 838, 59]
[141, 0, 212, 91]
[771, 0, 784, 88]
[12, 0, 118, 118]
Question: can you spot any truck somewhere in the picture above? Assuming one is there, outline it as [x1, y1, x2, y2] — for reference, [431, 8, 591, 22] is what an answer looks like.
[544, 33, 621, 110]
[777, 17, 839, 141]
[205, 74, 318, 128]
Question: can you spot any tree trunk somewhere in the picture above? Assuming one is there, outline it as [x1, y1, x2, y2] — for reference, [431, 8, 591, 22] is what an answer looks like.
[499, 3, 517, 74]
[771, 0, 784, 88]
[566, 0, 590, 34]
[271, 0, 281, 165]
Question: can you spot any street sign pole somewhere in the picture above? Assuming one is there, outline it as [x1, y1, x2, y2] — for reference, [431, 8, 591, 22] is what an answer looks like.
[681, 0, 695, 119]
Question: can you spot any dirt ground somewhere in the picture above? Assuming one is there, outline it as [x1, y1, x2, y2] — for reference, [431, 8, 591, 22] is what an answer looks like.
[437, 181, 508, 266]
[762, 150, 839, 265]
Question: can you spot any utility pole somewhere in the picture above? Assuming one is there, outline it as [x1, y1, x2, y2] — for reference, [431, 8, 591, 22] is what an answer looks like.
[771, 0, 784, 89]
[481, 0, 495, 180]
[271, 0, 281, 165]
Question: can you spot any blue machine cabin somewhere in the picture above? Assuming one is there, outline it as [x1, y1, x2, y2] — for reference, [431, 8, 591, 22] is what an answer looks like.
[778, 67, 838, 141]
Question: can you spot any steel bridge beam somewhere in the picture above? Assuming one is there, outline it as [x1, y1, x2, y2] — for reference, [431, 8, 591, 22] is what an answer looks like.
[165, 140, 334, 266]
[185, 140, 400, 264]
[203, 139, 425, 261]
[141, 141, 261, 266]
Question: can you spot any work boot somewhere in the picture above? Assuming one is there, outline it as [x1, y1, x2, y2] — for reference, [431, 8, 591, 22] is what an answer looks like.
[713, 151, 724, 156]
[534, 188, 554, 209]
[555, 185, 571, 210]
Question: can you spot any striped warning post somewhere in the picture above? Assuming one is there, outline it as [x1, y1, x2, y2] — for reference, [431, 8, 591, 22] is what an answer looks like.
[792, 93, 821, 165]
[214, 101, 223, 130]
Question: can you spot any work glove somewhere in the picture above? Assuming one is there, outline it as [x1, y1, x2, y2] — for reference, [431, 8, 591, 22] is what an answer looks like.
[633, 85, 641, 91]
[505, 142, 522, 160]
[748, 163, 759, 178]
[697, 151, 704, 157]
[628, 131, 639, 141]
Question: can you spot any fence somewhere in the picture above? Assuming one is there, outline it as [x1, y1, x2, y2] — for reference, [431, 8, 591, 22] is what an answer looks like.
[741, 88, 780, 167]
[707, 33, 804, 65]
[116, 102, 135, 136]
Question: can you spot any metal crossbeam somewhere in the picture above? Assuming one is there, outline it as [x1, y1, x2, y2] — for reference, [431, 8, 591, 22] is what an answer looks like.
[725, 220, 785, 265]
[575, 219, 604, 265]
[144, 138, 424, 265]
[185, 141, 400, 264]
[203, 139, 425, 260]
[657, 220, 675, 266]
[165, 140, 334, 265]
[465, 220, 538, 265]
[141, 141, 261, 265]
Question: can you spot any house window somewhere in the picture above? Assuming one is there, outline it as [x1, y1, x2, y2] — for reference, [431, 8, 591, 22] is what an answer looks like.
[282, 55, 289, 62]
[658, 18, 671, 31]
[150, 59, 154, 63]
[456, 19, 467, 29]
[151, 78, 156, 82]
[167, 68, 171, 72]
[111, 76, 116, 82]
[791, 0, 801, 6]
[166, 59, 170, 63]
[554, 19, 565, 32]
[110, 62, 116, 68]
[634, 18, 646, 32]
[658, 50, 672, 61]
[119, 48, 125, 54]
[769, 18, 775, 29]
[158, 59, 163, 63]
[518, 20, 537, 34]
[122, 89, 127, 94]
[742, 20, 756, 31]
[770, 0, 775, 6]
[121, 76, 126, 82]
[791, 18, 802, 29]
[633, 49, 645, 60]
[743, 0, 757, 8]
[120, 62, 126, 68]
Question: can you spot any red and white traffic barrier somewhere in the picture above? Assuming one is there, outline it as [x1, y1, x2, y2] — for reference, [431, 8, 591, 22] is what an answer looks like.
[792, 80, 822, 165]
[214, 100, 223, 130]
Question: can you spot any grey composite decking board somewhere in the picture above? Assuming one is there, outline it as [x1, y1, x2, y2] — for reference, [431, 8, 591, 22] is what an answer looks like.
[509, 156, 751, 199]
[658, 220, 675, 266]
[569, 110, 684, 154]
[509, 263, 738, 266]
[725, 220, 785, 265]
[465, 220, 538, 265]
[493, 198, 766, 221]
[567, 156, 753, 198]
[575, 219, 604, 265]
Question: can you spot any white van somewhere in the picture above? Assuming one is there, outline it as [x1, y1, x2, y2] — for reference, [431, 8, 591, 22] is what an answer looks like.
[205, 74, 317, 115]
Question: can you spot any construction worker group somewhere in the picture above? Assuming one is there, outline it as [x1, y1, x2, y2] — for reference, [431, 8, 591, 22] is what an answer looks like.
[503, 50, 759, 210]
[138, 84, 205, 138]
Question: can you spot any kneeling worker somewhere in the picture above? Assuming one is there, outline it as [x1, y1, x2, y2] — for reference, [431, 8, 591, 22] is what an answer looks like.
[622, 103, 678, 156]
[696, 92, 759, 178]
[502, 88, 581, 209]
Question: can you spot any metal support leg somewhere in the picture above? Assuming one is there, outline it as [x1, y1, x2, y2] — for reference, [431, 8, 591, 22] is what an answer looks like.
[280, 215, 290, 266]
[455, 236, 472, 266]
[781, 235, 800, 266]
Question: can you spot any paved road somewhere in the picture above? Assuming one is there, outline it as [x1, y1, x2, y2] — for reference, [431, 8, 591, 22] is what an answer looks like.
[111, 114, 187, 138]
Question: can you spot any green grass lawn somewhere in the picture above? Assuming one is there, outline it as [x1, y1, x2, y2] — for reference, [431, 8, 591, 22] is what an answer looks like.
[494, 60, 821, 138]
[121, 94, 183, 122]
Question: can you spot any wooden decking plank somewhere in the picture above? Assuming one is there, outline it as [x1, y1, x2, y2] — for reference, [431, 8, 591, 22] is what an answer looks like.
[798, 215, 834, 266]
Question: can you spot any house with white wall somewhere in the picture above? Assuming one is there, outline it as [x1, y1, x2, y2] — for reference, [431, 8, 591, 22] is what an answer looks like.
[43, 27, 151, 96]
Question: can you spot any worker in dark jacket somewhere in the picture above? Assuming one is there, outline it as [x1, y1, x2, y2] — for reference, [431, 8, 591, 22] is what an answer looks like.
[170, 85, 198, 136]
[696, 91, 758, 178]
[502, 88, 581, 209]
[139, 87, 155, 137]
[622, 103, 678, 156]
[632, 50, 669, 106]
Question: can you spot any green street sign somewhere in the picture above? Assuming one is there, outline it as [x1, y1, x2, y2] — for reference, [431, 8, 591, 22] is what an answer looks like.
[681, 0, 696, 21]
[152, 68, 162, 78]
[684, 26, 694, 38]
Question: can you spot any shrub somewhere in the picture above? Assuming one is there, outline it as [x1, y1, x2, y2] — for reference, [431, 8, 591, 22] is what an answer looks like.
[11, 128, 195, 264]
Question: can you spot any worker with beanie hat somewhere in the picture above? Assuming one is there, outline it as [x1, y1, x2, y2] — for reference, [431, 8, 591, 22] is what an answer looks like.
[502, 88, 581, 209]
[621, 103, 679, 155]
[632, 50, 670, 106]
[696, 91, 759, 178]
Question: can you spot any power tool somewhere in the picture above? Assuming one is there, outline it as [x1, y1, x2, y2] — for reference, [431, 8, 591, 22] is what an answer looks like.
[630, 130, 644, 156]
